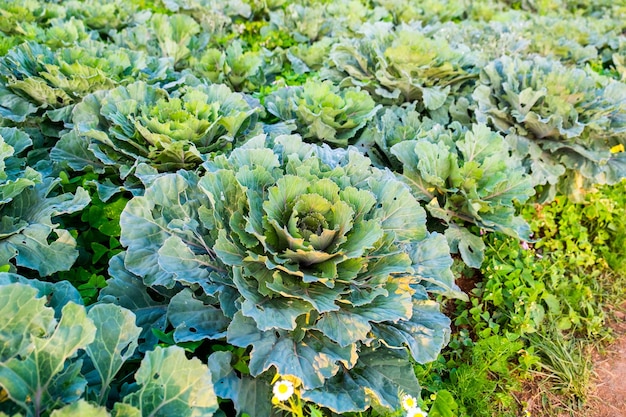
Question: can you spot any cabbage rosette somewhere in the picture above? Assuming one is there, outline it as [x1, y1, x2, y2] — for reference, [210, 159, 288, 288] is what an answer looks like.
[59, 81, 259, 176]
[474, 55, 626, 199]
[265, 79, 380, 147]
[119, 134, 456, 415]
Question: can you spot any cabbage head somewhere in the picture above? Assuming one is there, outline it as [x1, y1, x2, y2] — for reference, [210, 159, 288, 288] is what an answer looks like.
[68, 81, 259, 175]
[265, 79, 380, 147]
[474, 55, 626, 200]
[119, 134, 457, 416]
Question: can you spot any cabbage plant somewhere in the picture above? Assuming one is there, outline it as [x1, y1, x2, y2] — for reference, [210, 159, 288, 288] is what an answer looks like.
[0, 41, 166, 126]
[0, 276, 218, 417]
[189, 40, 280, 92]
[264, 79, 380, 146]
[359, 105, 535, 267]
[324, 21, 477, 110]
[112, 13, 201, 69]
[60, 81, 259, 177]
[474, 55, 626, 200]
[0, 127, 90, 276]
[118, 134, 458, 416]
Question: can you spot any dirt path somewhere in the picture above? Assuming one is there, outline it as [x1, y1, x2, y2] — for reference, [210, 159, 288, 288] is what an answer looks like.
[585, 309, 626, 417]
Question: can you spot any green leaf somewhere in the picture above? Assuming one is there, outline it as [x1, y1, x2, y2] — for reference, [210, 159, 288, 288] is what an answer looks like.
[445, 225, 486, 268]
[352, 348, 421, 409]
[265, 273, 343, 313]
[410, 233, 465, 299]
[111, 404, 141, 417]
[0, 283, 54, 362]
[167, 289, 229, 342]
[315, 309, 372, 347]
[86, 304, 141, 405]
[0, 179, 90, 275]
[0, 273, 82, 318]
[301, 367, 368, 413]
[98, 253, 168, 353]
[51, 131, 106, 174]
[302, 348, 420, 413]
[233, 267, 312, 331]
[120, 172, 209, 288]
[228, 313, 355, 390]
[428, 390, 458, 417]
[368, 175, 427, 241]
[421, 86, 450, 111]
[157, 235, 218, 292]
[121, 346, 218, 417]
[0, 284, 96, 417]
[372, 301, 451, 364]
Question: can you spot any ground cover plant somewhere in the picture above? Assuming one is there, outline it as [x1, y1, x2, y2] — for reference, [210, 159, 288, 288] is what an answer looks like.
[0, 0, 625, 416]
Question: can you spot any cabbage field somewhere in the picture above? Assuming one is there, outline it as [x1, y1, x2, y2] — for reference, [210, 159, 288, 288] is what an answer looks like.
[0, 0, 625, 416]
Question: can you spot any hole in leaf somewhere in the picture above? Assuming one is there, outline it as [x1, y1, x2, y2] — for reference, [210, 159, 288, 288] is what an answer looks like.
[189, 327, 197, 333]
[153, 373, 160, 380]
[120, 344, 130, 357]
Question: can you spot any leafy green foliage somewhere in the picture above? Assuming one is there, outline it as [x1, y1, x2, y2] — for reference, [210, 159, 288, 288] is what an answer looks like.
[474, 55, 626, 200]
[324, 21, 477, 110]
[85, 304, 141, 405]
[189, 40, 280, 92]
[0, 277, 218, 417]
[52, 177, 127, 303]
[62, 0, 144, 33]
[1, 2, 626, 417]
[112, 13, 200, 68]
[0, 281, 97, 417]
[118, 134, 455, 415]
[0, 127, 90, 275]
[114, 346, 218, 417]
[64, 81, 258, 177]
[0, 41, 164, 126]
[360, 104, 534, 267]
[265, 80, 380, 146]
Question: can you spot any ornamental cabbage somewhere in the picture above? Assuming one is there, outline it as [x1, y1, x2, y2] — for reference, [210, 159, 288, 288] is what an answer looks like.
[63, 81, 259, 176]
[474, 55, 626, 200]
[189, 40, 277, 92]
[0, 41, 166, 127]
[324, 22, 477, 109]
[359, 105, 534, 267]
[264, 79, 380, 147]
[118, 134, 457, 415]
[112, 13, 201, 69]
[62, 0, 146, 32]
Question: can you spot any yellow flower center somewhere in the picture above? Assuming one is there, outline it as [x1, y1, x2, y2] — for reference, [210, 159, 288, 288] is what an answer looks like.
[278, 384, 289, 394]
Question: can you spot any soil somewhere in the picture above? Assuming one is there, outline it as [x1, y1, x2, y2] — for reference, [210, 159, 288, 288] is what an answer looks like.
[585, 306, 626, 417]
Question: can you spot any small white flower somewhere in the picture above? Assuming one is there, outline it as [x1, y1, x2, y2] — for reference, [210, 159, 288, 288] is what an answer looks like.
[272, 380, 294, 402]
[401, 395, 418, 411]
[406, 407, 428, 417]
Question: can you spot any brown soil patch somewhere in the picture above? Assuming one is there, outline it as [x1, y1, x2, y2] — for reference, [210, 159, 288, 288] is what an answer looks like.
[585, 306, 626, 417]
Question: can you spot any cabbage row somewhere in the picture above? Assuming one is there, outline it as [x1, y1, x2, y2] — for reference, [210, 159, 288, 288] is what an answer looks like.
[0, 0, 625, 416]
